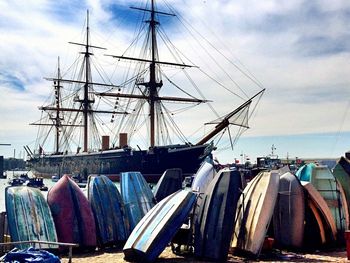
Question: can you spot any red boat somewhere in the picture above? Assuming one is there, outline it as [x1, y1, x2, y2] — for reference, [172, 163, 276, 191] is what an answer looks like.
[47, 174, 96, 248]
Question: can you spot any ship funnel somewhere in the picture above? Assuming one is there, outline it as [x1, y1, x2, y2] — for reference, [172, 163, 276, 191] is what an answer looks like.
[119, 133, 128, 148]
[102, 136, 110, 151]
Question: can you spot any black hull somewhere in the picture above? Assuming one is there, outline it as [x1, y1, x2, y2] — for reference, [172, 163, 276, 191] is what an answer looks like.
[28, 144, 209, 183]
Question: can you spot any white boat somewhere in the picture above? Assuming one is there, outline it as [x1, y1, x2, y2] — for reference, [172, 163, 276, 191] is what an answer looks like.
[231, 171, 279, 256]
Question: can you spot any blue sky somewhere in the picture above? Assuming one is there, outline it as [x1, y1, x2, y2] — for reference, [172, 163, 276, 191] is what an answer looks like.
[0, 0, 350, 164]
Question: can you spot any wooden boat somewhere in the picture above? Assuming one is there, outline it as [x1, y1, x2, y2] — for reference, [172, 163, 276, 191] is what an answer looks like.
[120, 172, 156, 232]
[301, 181, 337, 242]
[87, 175, 129, 246]
[273, 172, 305, 249]
[194, 168, 242, 261]
[123, 190, 196, 262]
[47, 174, 96, 248]
[231, 171, 279, 256]
[5, 186, 58, 249]
[152, 168, 183, 202]
[297, 163, 348, 233]
[333, 157, 350, 221]
[304, 197, 327, 246]
[191, 158, 216, 194]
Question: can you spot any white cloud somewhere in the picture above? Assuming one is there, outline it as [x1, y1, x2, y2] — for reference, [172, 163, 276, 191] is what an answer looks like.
[0, 0, 349, 161]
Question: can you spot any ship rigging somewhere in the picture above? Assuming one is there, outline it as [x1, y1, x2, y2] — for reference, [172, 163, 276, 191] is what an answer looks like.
[27, 0, 264, 181]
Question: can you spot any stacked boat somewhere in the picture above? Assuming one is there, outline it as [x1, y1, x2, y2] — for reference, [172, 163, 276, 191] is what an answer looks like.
[5, 154, 350, 262]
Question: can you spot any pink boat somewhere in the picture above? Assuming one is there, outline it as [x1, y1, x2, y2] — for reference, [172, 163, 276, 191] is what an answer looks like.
[47, 174, 96, 248]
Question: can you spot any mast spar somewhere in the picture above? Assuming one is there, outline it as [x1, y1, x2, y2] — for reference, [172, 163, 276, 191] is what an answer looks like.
[54, 56, 62, 154]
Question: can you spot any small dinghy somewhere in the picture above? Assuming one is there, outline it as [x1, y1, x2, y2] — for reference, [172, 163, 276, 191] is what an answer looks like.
[333, 157, 350, 219]
[87, 175, 129, 246]
[47, 174, 96, 248]
[297, 163, 349, 234]
[152, 168, 183, 202]
[194, 168, 242, 261]
[191, 158, 216, 194]
[121, 172, 156, 232]
[301, 181, 337, 243]
[6, 186, 58, 249]
[123, 190, 196, 262]
[231, 171, 279, 257]
[273, 172, 305, 249]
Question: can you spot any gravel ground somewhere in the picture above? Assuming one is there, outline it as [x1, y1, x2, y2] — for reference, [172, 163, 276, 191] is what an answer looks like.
[60, 246, 349, 263]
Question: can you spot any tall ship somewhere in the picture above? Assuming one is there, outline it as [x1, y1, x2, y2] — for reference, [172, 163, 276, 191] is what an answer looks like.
[26, 1, 264, 182]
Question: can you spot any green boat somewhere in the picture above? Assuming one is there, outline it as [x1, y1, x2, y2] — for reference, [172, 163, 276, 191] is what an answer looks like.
[5, 186, 58, 249]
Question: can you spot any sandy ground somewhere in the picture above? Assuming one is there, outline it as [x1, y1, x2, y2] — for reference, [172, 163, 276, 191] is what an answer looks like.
[60, 246, 350, 263]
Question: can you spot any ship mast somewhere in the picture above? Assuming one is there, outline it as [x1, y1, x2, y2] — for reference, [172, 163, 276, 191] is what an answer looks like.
[82, 10, 93, 152]
[103, 0, 208, 147]
[36, 11, 126, 154]
[54, 57, 62, 153]
[148, 0, 161, 147]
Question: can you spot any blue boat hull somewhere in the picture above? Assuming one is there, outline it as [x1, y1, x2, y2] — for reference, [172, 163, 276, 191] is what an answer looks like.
[87, 175, 129, 246]
[123, 190, 196, 262]
[121, 172, 156, 232]
[152, 168, 183, 202]
[194, 168, 242, 261]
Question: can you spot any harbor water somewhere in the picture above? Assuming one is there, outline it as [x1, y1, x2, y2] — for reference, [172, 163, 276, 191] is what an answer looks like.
[0, 171, 89, 212]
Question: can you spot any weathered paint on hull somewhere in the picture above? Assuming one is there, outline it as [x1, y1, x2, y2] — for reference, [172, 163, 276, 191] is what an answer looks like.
[194, 168, 242, 261]
[297, 163, 348, 234]
[152, 168, 183, 202]
[301, 181, 337, 242]
[47, 174, 96, 248]
[121, 172, 156, 232]
[273, 172, 305, 249]
[191, 159, 216, 194]
[87, 175, 129, 246]
[5, 186, 58, 249]
[231, 171, 279, 256]
[334, 157, 350, 226]
[123, 190, 196, 262]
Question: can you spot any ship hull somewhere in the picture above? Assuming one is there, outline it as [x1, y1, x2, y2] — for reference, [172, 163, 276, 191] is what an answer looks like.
[28, 144, 209, 183]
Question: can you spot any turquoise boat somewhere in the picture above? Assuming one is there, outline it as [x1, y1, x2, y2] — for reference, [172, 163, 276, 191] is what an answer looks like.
[87, 175, 129, 246]
[297, 163, 349, 234]
[152, 168, 183, 202]
[194, 168, 242, 261]
[121, 172, 156, 232]
[123, 190, 196, 262]
[6, 186, 58, 249]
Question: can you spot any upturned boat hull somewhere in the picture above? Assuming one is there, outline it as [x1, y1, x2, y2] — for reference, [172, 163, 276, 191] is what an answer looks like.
[273, 172, 305, 249]
[194, 168, 242, 261]
[123, 190, 196, 262]
[47, 174, 97, 248]
[5, 186, 58, 249]
[87, 175, 129, 246]
[297, 163, 349, 234]
[231, 171, 279, 257]
[121, 172, 156, 232]
[152, 168, 183, 202]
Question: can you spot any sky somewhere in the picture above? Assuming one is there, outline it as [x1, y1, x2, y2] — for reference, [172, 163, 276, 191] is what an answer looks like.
[0, 0, 350, 164]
